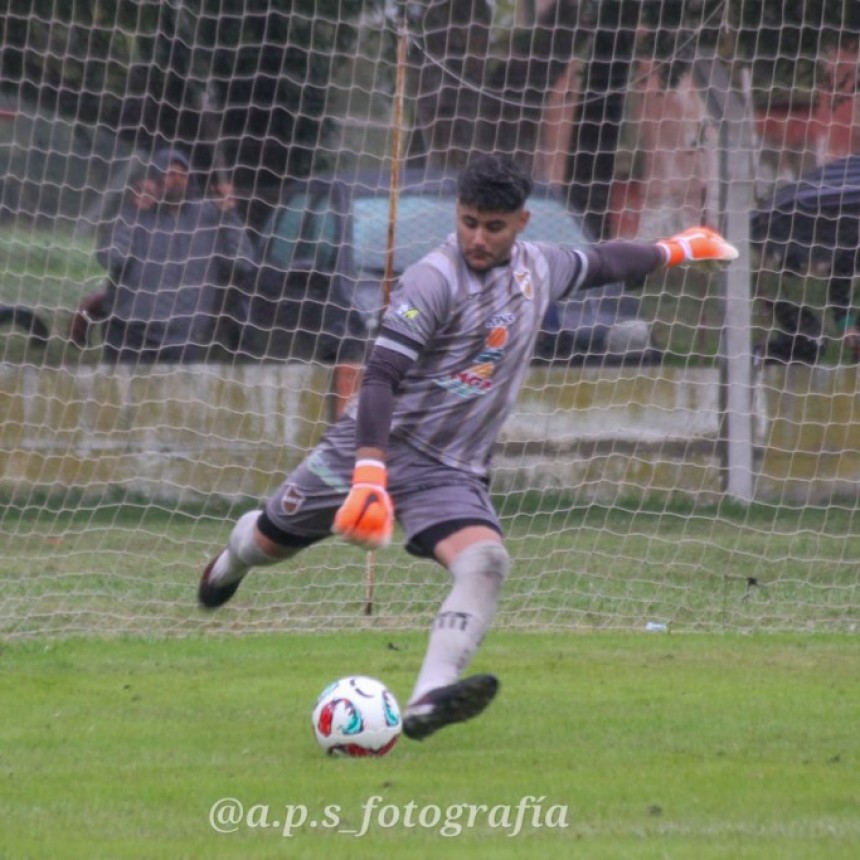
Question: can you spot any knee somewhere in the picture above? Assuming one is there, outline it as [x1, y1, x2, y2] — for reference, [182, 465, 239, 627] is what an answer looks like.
[450, 541, 511, 591]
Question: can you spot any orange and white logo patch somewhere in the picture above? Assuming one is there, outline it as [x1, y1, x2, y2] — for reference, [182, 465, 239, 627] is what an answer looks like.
[485, 325, 509, 350]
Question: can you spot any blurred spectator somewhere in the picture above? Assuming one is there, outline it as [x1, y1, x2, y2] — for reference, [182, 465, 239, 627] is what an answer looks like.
[80, 148, 258, 363]
[71, 148, 364, 417]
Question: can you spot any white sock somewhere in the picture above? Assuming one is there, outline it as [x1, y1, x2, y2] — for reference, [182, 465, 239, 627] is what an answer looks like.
[408, 541, 510, 706]
[210, 510, 278, 585]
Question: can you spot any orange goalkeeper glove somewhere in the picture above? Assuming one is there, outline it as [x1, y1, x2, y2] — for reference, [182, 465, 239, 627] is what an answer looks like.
[657, 226, 739, 271]
[333, 459, 394, 549]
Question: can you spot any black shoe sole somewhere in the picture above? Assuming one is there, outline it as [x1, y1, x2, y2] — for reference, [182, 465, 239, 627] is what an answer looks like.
[403, 674, 499, 741]
[197, 552, 241, 610]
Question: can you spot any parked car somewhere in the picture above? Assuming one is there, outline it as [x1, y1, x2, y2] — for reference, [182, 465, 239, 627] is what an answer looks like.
[249, 169, 661, 365]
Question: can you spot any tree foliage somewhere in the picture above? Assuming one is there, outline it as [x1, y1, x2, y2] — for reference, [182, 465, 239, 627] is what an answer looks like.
[730, 1, 860, 88]
[0, 0, 371, 190]
[0, 0, 858, 223]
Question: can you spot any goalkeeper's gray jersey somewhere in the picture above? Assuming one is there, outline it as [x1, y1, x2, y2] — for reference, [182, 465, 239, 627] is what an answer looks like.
[359, 235, 589, 476]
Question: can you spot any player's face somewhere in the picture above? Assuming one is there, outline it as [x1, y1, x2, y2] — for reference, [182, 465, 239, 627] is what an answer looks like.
[455, 203, 530, 272]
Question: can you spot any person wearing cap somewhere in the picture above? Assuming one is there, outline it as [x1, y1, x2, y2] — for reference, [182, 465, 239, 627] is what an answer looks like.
[86, 147, 258, 363]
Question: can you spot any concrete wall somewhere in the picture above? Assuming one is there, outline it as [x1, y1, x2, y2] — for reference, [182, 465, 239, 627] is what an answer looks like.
[498, 364, 860, 505]
[0, 363, 329, 503]
[2, 362, 860, 505]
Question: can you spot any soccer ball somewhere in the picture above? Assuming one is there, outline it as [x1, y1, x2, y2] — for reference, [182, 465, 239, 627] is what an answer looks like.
[312, 675, 402, 757]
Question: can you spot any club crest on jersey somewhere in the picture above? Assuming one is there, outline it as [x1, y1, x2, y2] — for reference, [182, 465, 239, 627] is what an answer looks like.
[513, 269, 534, 300]
[280, 484, 305, 516]
[435, 325, 508, 399]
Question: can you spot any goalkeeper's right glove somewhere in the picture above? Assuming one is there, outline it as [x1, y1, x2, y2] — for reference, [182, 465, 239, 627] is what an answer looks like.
[332, 459, 394, 549]
[656, 226, 739, 270]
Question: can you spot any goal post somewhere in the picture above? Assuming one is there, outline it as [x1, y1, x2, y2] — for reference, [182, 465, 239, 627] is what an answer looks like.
[692, 55, 756, 503]
[1, 2, 860, 639]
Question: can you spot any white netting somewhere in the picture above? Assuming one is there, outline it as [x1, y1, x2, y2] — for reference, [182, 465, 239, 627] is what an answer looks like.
[1, 2, 859, 638]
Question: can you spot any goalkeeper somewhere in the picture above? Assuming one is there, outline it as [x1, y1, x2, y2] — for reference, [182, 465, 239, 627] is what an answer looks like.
[199, 153, 738, 741]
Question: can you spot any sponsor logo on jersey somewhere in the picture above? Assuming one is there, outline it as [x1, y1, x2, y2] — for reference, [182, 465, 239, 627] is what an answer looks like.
[435, 325, 509, 399]
[485, 313, 516, 328]
[393, 302, 421, 331]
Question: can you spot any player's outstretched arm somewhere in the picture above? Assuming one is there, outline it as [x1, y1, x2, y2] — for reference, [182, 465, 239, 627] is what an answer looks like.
[656, 226, 739, 270]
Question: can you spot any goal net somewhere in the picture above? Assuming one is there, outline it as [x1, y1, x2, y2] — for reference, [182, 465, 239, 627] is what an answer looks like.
[1, 1, 859, 638]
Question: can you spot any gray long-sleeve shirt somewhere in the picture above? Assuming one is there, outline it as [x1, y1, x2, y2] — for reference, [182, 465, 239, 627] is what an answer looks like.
[96, 198, 257, 353]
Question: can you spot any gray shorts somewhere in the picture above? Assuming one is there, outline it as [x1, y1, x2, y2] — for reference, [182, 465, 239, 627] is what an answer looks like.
[261, 419, 501, 557]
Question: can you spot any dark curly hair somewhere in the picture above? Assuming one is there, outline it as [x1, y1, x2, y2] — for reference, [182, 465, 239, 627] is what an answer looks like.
[457, 154, 533, 212]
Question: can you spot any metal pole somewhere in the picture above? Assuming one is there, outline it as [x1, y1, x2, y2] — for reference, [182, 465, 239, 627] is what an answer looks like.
[694, 57, 755, 504]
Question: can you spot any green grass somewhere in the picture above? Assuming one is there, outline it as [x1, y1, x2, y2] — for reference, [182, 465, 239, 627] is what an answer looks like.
[0, 504, 858, 856]
[2, 499, 859, 639]
[1, 632, 858, 859]
[0, 226, 103, 311]
[0, 226, 105, 364]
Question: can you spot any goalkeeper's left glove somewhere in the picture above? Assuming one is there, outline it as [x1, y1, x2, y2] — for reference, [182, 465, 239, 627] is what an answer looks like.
[332, 459, 394, 549]
[657, 226, 739, 270]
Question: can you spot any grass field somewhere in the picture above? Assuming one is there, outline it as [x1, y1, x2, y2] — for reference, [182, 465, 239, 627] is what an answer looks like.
[2, 499, 859, 639]
[1, 503, 859, 858]
[1, 631, 858, 859]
